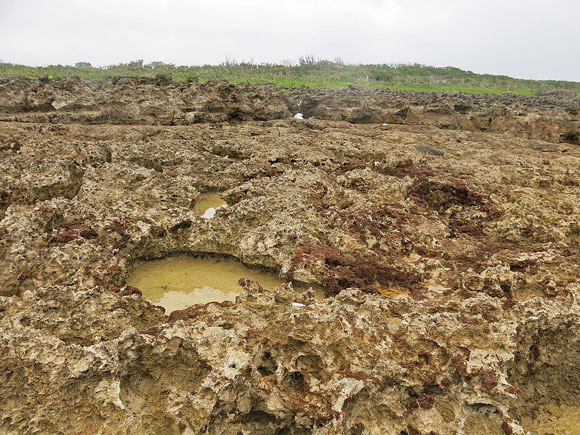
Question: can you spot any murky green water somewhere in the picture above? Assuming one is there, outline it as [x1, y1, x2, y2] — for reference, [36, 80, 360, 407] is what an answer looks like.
[194, 193, 227, 219]
[127, 255, 288, 313]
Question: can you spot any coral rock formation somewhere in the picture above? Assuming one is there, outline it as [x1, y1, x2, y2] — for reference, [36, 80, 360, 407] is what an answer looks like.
[0, 78, 579, 434]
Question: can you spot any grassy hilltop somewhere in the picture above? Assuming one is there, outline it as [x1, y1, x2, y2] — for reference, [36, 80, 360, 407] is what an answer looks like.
[1, 57, 579, 96]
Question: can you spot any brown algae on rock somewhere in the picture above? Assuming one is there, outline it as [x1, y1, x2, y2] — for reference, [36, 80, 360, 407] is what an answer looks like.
[193, 193, 227, 219]
[127, 255, 287, 312]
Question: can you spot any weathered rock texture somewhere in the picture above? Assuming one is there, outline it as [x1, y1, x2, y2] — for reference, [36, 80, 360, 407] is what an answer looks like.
[0, 78, 579, 434]
[1, 76, 579, 144]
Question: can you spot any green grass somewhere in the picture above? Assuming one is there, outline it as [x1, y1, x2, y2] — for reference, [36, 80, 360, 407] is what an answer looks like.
[1, 59, 578, 96]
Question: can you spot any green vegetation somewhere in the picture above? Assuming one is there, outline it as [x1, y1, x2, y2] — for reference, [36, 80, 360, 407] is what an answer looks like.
[1, 58, 579, 96]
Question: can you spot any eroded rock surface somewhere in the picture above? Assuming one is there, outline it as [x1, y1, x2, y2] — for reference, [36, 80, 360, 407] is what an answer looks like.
[1, 77, 579, 144]
[0, 79, 579, 434]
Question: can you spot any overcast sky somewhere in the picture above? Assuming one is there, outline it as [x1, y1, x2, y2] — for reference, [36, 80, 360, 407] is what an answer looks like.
[1, 0, 579, 81]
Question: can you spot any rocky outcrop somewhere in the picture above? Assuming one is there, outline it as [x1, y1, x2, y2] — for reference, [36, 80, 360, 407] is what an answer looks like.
[0, 80, 579, 433]
[0, 77, 578, 144]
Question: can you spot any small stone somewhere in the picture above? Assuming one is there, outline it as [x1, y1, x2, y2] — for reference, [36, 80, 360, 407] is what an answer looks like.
[415, 144, 445, 156]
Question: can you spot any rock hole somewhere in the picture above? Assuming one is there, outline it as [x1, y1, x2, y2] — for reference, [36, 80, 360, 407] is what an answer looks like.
[284, 371, 305, 387]
[560, 131, 579, 145]
[126, 254, 287, 313]
[193, 193, 227, 219]
[257, 350, 278, 377]
[168, 220, 192, 233]
[257, 365, 277, 377]
[242, 410, 277, 424]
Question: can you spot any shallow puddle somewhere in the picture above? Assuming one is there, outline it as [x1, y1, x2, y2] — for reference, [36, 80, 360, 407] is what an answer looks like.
[127, 255, 288, 313]
[194, 193, 227, 219]
[522, 404, 580, 435]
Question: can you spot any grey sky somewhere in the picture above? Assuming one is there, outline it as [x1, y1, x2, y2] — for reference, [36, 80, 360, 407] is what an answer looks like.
[1, 0, 579, 81]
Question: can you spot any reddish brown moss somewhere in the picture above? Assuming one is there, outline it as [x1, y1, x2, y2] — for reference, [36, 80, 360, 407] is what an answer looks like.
[417, 392, 436, 409]
[502, 418, 514, 435]
[168, 306, 200, 323]
[481, 370, 499, 391]
[140, 326, 162, 337]
[372, 158, 435, 179]
[123, 286, 142, 296]
[105, 220, 129, 235]
[79, 228, 98, 239]
[448, 220, 485, 237]
[46, 231, 77, 244]
[408, 180, 484, 212]
[288, 244, 420, 295]
[452, 353, 469, 377]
